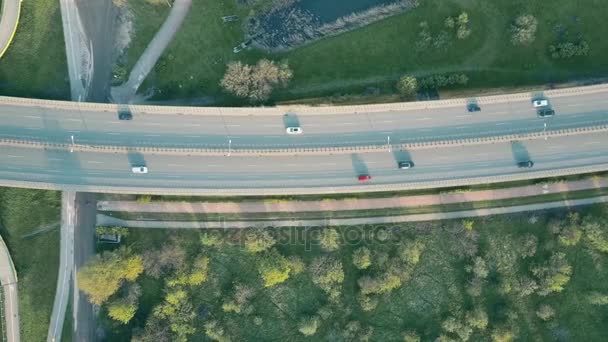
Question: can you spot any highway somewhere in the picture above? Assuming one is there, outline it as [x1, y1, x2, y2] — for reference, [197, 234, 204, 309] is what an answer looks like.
[1, 86, 607, 150]
[0, 132, 607, 194]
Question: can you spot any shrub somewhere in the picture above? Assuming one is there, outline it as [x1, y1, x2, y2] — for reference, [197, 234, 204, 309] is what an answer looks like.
[310, 256, 344, 299]
[298, 316, 319, 336]
[258, 249, 291, 287]
[137, 195, 152, 204]
[549, 41, 589, 59]
[587, 291, 608, 305]
[353, 247, 372, 269]
[403, 331, 421, 342]
[244, 229, 276, 253]
[511, 14, 538, 45]
[397, 75, 418, 98]
[536, 304, 555, 321]
[220, 59, 292, 101]
[319, 228, 340, 251]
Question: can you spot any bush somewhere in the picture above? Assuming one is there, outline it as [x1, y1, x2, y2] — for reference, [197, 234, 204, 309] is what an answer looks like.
[549, 41, 589, 59]
[310, 256, 344, 299]
[319, 228, 340, 251]
[298, 316, 319, 336]
[352, 247, 372, 269]
[220, 59, 292, 101]
[587, 291, 608, 305]
[536, 304, 555, 321]
[258, 249, 291, 287]
[397, 75, 418, 98]
[244, 229, 276, 253]
[511, 14, 538, 45]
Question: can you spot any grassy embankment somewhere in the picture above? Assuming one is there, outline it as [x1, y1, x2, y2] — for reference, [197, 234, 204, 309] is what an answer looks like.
[128, 0, 608, 104]
[0, 188, 62, 341]
[0, 0, 69, 99]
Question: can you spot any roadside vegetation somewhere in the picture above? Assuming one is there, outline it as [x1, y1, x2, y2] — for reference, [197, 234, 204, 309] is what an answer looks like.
[81, 205, 608, 341]
[0, 188, 61, 341]
[0, 0, 69, 99]
[122, 0, 608, 105]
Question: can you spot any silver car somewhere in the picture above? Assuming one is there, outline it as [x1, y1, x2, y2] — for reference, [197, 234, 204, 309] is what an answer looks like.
[286, 127, 303, 135]
[131, 166, 148, 174]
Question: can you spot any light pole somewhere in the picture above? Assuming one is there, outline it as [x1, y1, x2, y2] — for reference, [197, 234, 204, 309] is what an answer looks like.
[543, 122, 547, 140]
[70, 135, 75, 153]
[227, 139, 232, 156]
[387, 136, 391, 152]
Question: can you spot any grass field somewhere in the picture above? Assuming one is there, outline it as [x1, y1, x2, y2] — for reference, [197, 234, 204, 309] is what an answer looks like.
[0, 0, 69, 99]
[0, 188, 62, 341]
[130, 0, 608, 104]
[94, 203, 608, 341]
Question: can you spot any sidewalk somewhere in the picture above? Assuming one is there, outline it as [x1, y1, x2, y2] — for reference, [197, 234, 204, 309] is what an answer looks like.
[0, 235, 19, 342]
[97, 177, 608, 214]
[97, 195, 608, 229]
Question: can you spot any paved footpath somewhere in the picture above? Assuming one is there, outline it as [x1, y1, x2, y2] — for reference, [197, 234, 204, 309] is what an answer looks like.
[97, 177, 608, 214]
[0, 235, 19, 342]
[97, 195, 608, 229]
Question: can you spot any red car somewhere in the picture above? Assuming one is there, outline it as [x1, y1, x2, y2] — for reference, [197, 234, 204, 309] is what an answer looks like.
[358, 175, 372, 182]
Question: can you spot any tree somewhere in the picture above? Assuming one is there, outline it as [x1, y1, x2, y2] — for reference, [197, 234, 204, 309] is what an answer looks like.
[456, 12, 471, 39]
[107, 283, 141, 324]
[587, 291, 608, 305]
[441, 316, 472, 341]
[77, 247, 144, 305]
[358, 273, 402, 295]
[142, 240, 187, 278]
[358, 294, 378, 311]
[583, 218, 608, 253]
[466, 307, 488, 330]
[204, 320, 231, 342]
[397, 75, 418, 98]
[132, 316, 171, 342]
[310, 255, 344, 300]
[403, 330, 421, 342]
[298, 316, 320, 336]
[398, 240, 425, 265]
[471, 256, 489, 279]
[287, 256, 305, 274]
[167, 255, 210, 287]
[536, 304, 555, 321]
[353, 247, 372, 269]
[319, 228, 340, 251]
[153, 289, 197, 341]
[257, 249, 291, 287]
[222, 283, 255, 314]
[200, 231, 223, 247]
[491, 328, 515, 342]
[532, 252, 572, 295]
[511, 15, 538, 45]
[243, 229, 276, 253]
[220, 59, 292, 101]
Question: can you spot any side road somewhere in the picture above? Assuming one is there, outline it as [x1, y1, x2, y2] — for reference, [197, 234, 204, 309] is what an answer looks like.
[97, 194, 608, 229]
[0, 235, 19, 342]
[97, 177, 608, 214]
[0, 0, 21, 58]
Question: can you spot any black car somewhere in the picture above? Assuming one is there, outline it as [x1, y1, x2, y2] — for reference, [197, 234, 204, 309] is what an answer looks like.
[118, 110, 133, 120]
[537, 108, 555, 118]
[517, 161, 534, 168]
[398, 161, 414, 170]
[467, 103, 481, 112]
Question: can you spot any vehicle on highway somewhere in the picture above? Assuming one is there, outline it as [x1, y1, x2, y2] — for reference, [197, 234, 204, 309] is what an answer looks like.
[467, 103, 481, 112]
[131, 166, 148, 174]
[398, 161, 414, 169]
[118, 110, 132, 120]
[517, 161, 534, 168]
[358, 175, 372, 182]
[537, 108, 555, 117]
[533, 99, 549, 108]
[286, 126, 303, 134]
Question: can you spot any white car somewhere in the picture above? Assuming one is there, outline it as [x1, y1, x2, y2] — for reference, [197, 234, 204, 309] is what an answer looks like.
[286, 126, 303, 135]
[533, 99, 549, 108]
[131, 166, 148, 174]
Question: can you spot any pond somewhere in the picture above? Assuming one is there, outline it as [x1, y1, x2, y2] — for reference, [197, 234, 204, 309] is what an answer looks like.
[298, 0, 400, 23]
[247, 0, 419, 51]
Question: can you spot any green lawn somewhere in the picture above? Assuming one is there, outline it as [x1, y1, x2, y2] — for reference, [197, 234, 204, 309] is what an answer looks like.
[0, 187, 62, 341]
[0, 0, 69, 99]
[94, 203, 608, 341]
[131, 0, 608, 104]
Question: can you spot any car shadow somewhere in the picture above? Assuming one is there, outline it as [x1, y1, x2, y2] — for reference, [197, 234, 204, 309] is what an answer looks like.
[282, 112, 300, 128]
[127, 150, 146, 167]
[392, 149, 412, 166]
[350, 153, 369, 176]
[511, 141, 531, 163]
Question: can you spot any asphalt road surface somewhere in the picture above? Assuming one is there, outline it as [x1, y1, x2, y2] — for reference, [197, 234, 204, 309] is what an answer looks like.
[1, 133, 606, 192]
[1, 90, 608, 150]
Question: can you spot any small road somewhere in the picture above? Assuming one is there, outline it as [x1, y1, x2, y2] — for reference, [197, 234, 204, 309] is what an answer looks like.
[97, 176, 608, 214]
[59, 0, 92, 101]
[0, 0, 21, 58]
[111, 0, 192, 103]
[72, 193, 96, 342]
[47, 191, 76, 342]
[97, 195, 608, 229]
[0, 235, 19, 342]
